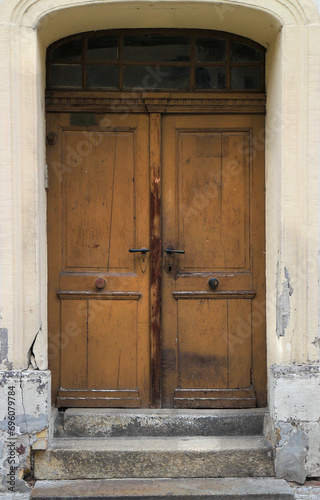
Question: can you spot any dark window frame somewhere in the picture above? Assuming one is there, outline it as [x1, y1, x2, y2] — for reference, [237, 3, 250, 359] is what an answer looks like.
[46, 29, 265, 92]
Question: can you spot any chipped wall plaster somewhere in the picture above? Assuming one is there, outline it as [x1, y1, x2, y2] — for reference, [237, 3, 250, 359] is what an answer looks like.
[275, 426, 308, 484]
[0, 371, 50, 495]
[267, 365, 320, 483]
[276, 266, 293, 338]
[0, 330, 13, 371]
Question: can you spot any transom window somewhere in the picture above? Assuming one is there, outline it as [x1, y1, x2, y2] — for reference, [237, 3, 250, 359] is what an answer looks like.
[47, 30, 265, 92]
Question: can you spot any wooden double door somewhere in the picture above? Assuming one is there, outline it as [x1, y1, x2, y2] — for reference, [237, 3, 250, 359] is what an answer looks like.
[47, 111, 266, 409]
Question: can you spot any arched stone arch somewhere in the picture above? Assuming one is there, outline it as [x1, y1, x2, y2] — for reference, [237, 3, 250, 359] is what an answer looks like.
[7, 0, 319, 31]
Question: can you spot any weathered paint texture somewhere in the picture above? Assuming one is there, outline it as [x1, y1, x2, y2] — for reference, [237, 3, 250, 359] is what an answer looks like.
[268, 365, 320, 483]
[0, 371, 50, 496]
[276, 267, 293, 338]
[0, 330, 13, 371]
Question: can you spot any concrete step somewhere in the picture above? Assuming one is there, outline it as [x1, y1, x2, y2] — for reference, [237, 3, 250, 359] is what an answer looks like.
[31, 478, 294, 499]
[34, 436, 274, 480]
[56, 408, 266, 438]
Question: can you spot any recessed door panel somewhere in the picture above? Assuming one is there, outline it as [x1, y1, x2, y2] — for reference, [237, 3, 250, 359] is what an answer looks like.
[62, 131, 135, 271]
[177, 299, 228, 389]
[177, 131, 250, 271]
[87, 299, 138, 390]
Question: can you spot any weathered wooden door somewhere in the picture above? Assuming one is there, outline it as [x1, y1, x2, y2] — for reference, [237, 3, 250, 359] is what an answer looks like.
[47, 113, 151, 407]
[48, 111, 265, 408]
[161, 115, 266, 408]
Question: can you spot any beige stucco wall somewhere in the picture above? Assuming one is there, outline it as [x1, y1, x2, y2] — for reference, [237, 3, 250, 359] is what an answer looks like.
[265, 21, 320, 366]
[0, 0, 319, 378]
[0, 0, 319, 484]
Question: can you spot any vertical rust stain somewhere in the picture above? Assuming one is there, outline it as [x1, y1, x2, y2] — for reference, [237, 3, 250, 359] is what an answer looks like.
[149, 113, 162, 407]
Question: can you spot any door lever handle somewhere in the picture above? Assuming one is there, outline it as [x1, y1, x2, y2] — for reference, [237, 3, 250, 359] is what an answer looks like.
[165, 248, 185, 254]
[129, 248, 149, 254]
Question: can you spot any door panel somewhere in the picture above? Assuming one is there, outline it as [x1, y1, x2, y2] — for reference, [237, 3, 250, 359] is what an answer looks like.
[177, 132, 249, 271]
[177, 299, 228, 389]
[62, 131, 135, 271]
[60, 300, 87, 390]
[47, 113, 150, 408]
[162, 114, 266, 408]
[87, 300, 138, 390]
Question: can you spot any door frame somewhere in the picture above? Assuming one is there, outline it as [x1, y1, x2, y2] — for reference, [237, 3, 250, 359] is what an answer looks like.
[46, 91, 266, 408]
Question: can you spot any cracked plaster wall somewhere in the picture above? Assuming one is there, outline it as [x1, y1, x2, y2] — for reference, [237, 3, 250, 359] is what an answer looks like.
[0, 371, 50, 495]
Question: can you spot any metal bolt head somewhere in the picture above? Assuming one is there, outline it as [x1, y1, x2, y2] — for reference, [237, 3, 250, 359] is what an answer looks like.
[95, 277, 106, 290]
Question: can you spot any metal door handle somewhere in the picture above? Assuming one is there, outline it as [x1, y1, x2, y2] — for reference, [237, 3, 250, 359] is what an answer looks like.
[129, 248, 149, 254]
[165, 248, 185, 254]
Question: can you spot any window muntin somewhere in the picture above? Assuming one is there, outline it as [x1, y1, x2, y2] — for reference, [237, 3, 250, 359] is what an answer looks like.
[47, 30, 265, 92]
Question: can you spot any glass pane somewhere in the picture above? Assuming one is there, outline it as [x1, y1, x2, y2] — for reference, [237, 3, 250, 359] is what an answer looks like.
[231, 66, 261, 89]
[50, 39, 82, 61]
[196, 38, 226, 62]
[123, 35, 190, 62]
[123, 65, 190, 89]
[87, 65, 118, 88]
[50, 64, 82, 88]
[196, 67, 226, 89]
[87, 36, 118, 60]
[231, 41, 263, 62]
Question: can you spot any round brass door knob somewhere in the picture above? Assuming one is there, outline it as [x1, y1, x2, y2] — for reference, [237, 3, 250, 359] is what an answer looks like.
[95, 277, 106, 290]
